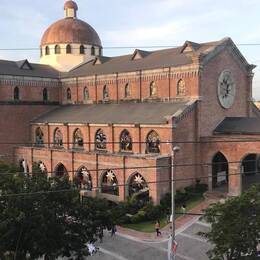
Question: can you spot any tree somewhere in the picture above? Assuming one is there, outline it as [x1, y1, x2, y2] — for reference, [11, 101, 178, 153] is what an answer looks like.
[201, 185, 260, 260]
[0, 162, 113, 259]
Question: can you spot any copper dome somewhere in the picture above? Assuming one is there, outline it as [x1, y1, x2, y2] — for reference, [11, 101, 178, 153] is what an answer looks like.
[64, 1, 78, 10]
[41, 18, 102, 47]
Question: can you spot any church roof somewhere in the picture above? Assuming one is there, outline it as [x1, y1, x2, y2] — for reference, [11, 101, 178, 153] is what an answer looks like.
[0, 59, 60, 78]
[214, 117, 260, 135]
[32, 101, 190, 125]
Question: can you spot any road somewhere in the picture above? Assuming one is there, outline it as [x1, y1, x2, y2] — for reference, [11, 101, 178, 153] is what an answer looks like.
[89, 218, 212, 260]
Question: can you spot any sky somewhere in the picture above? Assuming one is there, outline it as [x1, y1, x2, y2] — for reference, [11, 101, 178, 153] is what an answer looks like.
[1, 0, 260, 99]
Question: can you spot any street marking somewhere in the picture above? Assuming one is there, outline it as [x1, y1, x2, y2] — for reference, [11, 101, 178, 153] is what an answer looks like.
[99, 247, 129, 260]
[175, 216, 200, 235]
[178, 232, 208, 243]
[196, 221, 211, 228]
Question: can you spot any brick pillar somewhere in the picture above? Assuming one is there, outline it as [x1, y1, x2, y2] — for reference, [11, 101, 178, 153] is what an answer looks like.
[228, 163, 241, 196]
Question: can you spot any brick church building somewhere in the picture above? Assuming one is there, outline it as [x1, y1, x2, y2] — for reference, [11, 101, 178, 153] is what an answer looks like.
[1, 1, 260, 204]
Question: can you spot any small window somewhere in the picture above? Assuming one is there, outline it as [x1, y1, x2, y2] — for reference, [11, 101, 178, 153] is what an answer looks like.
[95, 129, 107, 150]
[91, 46, 95, 56]
[120, 130, 132, 152]
[45, 46, 50, 55]
[67, 88, 72, 101]
[124, 83, 130, 98]
[35, 127, 44, 146]
[43, 88, 48, 101]
[80, 45, 85, 54]
[14, 86, 19, 101]
[103, 85, 109, 100]
[55, 45, 61, 54]
[149, 81, 157, 97]
[146, 130, 160, 154]
[66, 44, 72, 54]
[177, 79, 186, 96]
[84, 87, 89, 100]
[73, 128, 84, 149]
[53, 128, 63, 148]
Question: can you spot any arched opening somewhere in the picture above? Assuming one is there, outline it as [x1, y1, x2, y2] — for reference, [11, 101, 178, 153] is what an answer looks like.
[66, 44, 72, 54]
[212, 152, 229, 192]
[73, 128, 84, 149]
[37, 161, 47, 175]
[55, 45, 61, 54]
[91, 46, 95, 56]
[14, 86, 19, 101]
[103, 85, 109, 99]
[128, 172, 149, 201]
[120, 130, 132, 152]
[76, 166, 92, 190]
[80, 45, 85, 54]
[54, 163, 68, 177]
[101, 170, 119, 196]
[124, 83, 130, 98]
[35, 127, 44, 146]
[83, 87, 89, 101]
[177, 79, 186, 96]
[45, 46, 50, 55]
[95, 129, 107, 150]
[241, 154, 260, 191]
[43, 88, 48, 101]
[53, 128, 63, 148]
[67, 88, 72, 101]
[20, 159, 29, 174]
[149, 81, 157, 97]
[146, 130, 160, 154]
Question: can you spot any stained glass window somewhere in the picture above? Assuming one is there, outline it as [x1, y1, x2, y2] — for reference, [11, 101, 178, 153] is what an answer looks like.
[35, 127, 44, 146]
[149, 81, 157, 96]
[73, 128, 84, 148]
[146, 130, 160, 153]
[53, 128, 63, 148]
[129, 173, 149, 197]
[101, 170, 119, 196]
[177, 79, 186, 96]
[95, 129, 107, 150]
[120, 130, 132, 151]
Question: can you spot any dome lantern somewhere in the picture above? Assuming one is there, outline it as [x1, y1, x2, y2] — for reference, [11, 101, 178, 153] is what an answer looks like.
[64, 0, 78, 19]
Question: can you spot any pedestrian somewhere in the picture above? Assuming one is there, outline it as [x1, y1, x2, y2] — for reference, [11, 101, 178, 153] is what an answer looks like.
[98, 226, 103, 243]
[111, 224, 117, 237]
[155, 220, 161, 236]
[181, 203, 186, 215]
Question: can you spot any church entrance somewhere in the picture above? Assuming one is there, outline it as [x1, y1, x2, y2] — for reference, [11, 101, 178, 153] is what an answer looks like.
[241, 154, 260, 191]
[212, 152, 229, 192]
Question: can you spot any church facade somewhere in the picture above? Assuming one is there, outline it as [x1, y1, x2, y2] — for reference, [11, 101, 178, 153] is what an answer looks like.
[1, 1, 260, 204]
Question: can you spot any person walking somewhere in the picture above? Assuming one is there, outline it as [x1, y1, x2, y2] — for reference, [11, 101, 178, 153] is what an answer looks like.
[111, 224, 117, 237]
[155, 220, 161, 236]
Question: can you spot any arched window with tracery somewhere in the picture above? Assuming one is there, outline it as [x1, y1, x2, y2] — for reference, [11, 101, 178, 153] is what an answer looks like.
[76, 166, 92, 190]
[95, 129, 107, 150]
[14, 86, 19, 101]
[45, 46, 50, 55]
[83, 87, 89, 101]
[66, 44, 72, 54]
[124, 83, 130, 98]
[80, 45, 85, 54]
[35, 127, 44, 146]
[91, 46, 95, 56]
[53, 128, 63, 148]
[55, 45, 61, 54]
[129, 173, 149, 198]
[54, 163, 68, 177]
[73, 128, 84, 149]
[177, 79, 186, 96]
[149, 81, 157, 97]
[103, 85, 109, 99]
[146, 130, 160, 154]
[67, 88, 72, 101]
[120, 130, 132, 152]
[101, 170, 119, 196]
[43, 88, 48, 101]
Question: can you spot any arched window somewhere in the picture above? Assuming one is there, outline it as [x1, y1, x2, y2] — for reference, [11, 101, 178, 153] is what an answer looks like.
[36, 161, 47, 174]
[146, 130, 160, 154]
[14, 86, 19, 101]
[128, 173, 149, 198]
[35, 127, 44, 146]
[80, 45, 85, 54]
[54, 163, 68, 177]
[66, 44, 72, 54]
[55, 45, 61, 54]
[67, 88, 72, 101]
[95, 129, 107, 150]
[124, 83, 130, 98]
[91, 46, 95, 56]
[43, 88, 48, 101]
[120, 130, 132, 152]
[101, 170, 119, 196]
[76, 166, 92, 190]
[149, 81, 157, 96]
[177, 79, 186, 96]
[103, 85, 109, 99]
[73, 128, 84, 149]
[45, 46, 50, 55]
[53, 128, 63, 148]
[83, 87, 89, 100]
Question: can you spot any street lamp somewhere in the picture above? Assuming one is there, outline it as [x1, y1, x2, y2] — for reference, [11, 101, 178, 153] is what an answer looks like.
[170, 145, 180, 260]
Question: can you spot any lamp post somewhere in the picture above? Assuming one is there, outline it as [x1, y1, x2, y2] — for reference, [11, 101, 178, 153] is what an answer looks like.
[170, 145, 180, 260]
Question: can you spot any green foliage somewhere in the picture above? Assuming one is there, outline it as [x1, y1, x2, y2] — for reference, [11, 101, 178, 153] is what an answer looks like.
[0, 163, 113, 259]
[201, 184, 260, 260]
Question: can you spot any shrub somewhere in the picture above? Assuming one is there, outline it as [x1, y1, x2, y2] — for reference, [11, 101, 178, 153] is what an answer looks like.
[131, 210, 146, 224]
[142, 202, 163, 221]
